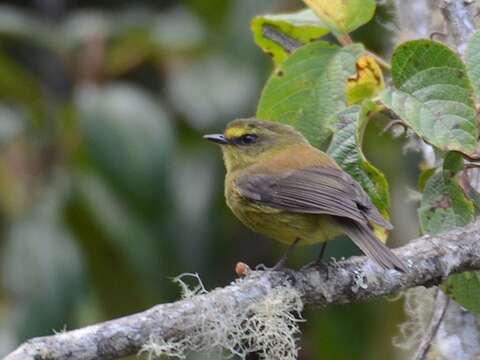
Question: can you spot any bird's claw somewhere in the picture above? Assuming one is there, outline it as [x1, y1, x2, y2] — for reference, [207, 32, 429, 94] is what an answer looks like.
[300, 259, 330, 279]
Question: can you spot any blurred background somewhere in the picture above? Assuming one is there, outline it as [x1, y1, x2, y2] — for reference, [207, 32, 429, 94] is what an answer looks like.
[0, 0, 423, 359]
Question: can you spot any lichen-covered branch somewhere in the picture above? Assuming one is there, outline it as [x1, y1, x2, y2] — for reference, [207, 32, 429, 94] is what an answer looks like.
[5, 220, 480, 360]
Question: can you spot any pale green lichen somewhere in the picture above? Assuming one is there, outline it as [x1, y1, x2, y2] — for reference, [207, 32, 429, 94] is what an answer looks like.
[393, 287, 436, 351]
[140, 273, 304, 360]
[351, 270, 369, 293]
[172, 272, 208, 298]
[141, 337, 189, 360]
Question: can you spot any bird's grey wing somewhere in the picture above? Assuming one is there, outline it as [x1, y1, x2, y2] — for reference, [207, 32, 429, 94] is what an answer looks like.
[337, 218, 406, 271]
[235, 166, 392, 229]
[236, 166, 406, 271]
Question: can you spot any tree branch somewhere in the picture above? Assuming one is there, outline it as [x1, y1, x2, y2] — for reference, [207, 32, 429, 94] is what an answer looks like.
[5, 220, 480, 360]
[440, 0, 476, 54]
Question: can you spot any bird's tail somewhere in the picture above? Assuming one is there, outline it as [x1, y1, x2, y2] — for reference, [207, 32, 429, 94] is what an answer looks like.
[337, 219, 407, 272]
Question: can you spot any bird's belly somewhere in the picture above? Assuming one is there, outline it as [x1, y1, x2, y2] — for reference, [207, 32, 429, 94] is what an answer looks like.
[231, 203, 341, 246]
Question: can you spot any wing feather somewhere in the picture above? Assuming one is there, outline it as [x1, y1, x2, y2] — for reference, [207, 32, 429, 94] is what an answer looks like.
[236, 166, 406, 271]
[235, 166, 392, 229]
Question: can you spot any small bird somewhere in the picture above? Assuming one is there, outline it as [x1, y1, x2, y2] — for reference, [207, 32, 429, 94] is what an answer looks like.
[204, 118, 406, 272]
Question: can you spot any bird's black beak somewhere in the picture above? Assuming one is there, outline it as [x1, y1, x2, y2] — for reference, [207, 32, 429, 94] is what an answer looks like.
[203, 133, 229, 145]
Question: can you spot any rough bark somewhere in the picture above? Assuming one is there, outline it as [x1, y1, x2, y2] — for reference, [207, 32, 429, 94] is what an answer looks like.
[5, 220, 480, 360]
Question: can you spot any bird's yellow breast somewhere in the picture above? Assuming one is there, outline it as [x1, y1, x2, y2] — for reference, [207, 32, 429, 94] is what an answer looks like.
[225, 173, 341, 246]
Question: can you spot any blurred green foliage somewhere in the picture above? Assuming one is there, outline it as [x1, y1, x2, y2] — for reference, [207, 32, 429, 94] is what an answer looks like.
[0, 1, 418, 359]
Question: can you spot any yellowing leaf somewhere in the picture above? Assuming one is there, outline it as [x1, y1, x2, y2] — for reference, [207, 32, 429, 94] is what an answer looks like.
[346, 55, 384, 105]
[302, 0, 376, 35]
[251, 9, 330, 65]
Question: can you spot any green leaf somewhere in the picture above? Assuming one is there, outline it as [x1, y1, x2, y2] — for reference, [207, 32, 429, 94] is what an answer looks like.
[418, 171, 474, 235]
[443, 272, 480, 315]
[418, 167, 436, 192]
[251, 9, 329, 65]
[380, 40, 478, 156]
[302, 0, 376, 35]
[327, 100, 390, 240]
[465, 30, 480, 100]
[418, 151, 480, 314]
[257, 41, 363, 149]
[443, 151, 464, 175]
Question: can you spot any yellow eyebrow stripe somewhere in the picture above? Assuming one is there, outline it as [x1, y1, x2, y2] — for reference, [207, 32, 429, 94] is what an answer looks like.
[225, 127, 248, 139]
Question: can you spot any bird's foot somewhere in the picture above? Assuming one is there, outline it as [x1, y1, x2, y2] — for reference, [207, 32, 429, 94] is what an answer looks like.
[252, 261, 297, 286]
[299, 242, 330, 275]
[254, 263, 270, 271]
[300, 258, 331, 279]
[271, 256, 288, 271]
[269, 238, 301, 271]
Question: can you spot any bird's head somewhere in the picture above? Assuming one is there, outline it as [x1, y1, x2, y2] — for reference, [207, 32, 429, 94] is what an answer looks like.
[204, 118, 308, 172]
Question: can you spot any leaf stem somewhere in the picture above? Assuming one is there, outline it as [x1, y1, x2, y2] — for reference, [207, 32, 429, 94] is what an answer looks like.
[337, 34, 353, 45]
[335, 32, 392, 71]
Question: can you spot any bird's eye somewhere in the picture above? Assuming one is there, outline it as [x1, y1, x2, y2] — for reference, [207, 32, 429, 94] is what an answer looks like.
[239, 134, 258, 145]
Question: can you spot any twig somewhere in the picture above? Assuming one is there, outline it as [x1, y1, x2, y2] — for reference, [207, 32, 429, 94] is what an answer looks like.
[5, 220, 480, 360]
[261, 25, 301, 53]
[337, 34, 353, 46]
[413, 289, 450, 360]
[380, 119, 408, 136]
[459, 152, 480, 162]
[261, 18, 390, 73]
[465, 163, 480, 169]
[430, 31, 448, 41]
